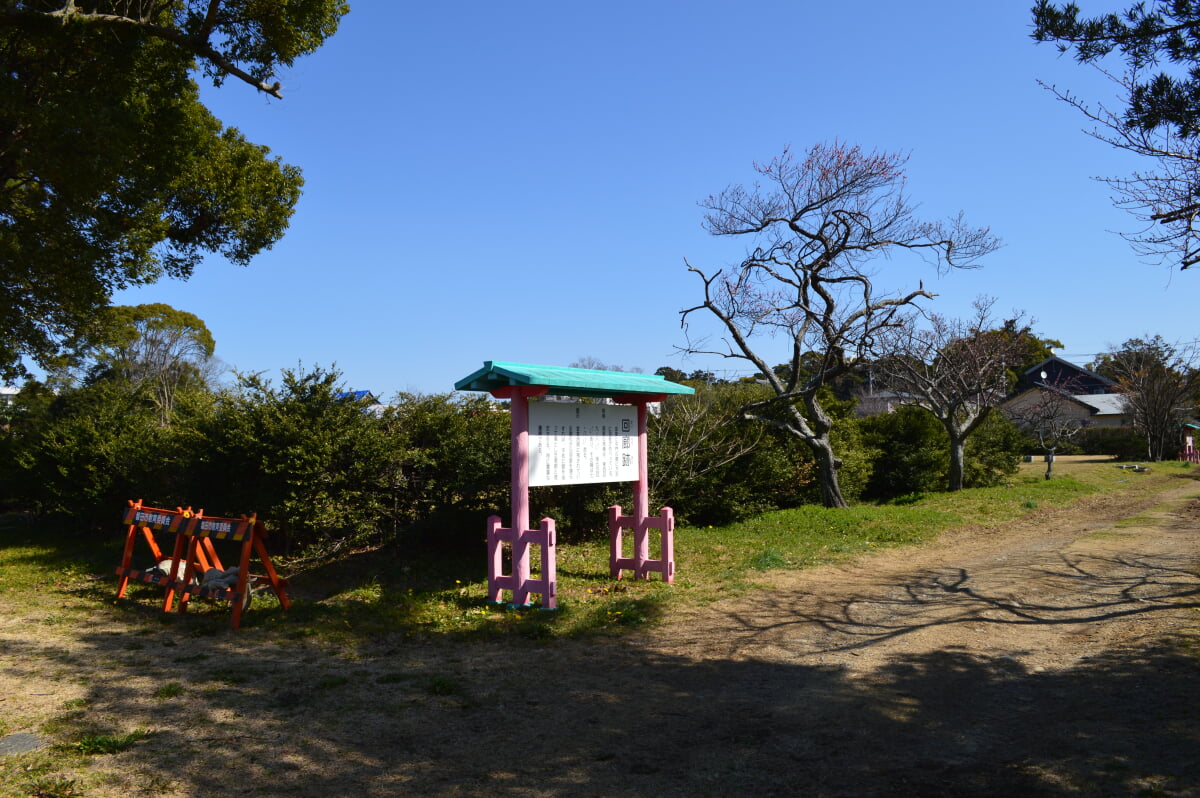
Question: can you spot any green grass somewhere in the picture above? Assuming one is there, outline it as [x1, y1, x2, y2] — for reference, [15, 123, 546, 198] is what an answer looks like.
[153, 682, 184, 700]
[74, 729, 150, 755]
[0, 459, 1191, 649]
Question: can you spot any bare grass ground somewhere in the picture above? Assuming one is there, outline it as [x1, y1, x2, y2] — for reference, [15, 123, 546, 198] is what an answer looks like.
[2, 458, 1199, 797]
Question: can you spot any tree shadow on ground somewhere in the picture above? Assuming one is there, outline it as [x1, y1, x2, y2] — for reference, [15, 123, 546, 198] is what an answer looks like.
[6, 612, 1198, 798]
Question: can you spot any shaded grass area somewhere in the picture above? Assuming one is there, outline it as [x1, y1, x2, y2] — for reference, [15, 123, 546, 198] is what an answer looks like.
[0, 460, 1183, 649]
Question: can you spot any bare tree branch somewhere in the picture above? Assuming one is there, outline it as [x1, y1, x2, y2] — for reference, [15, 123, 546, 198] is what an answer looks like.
[682, 143, 1000, 507]
[872, 297, 1031, 490]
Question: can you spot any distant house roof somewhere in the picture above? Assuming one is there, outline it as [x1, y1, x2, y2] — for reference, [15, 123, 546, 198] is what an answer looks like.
[1019, 356, 1115, 395]
[454, 361, 695, 399]
[336, 390, 377, 403]
[1072, 393, 1126, 416]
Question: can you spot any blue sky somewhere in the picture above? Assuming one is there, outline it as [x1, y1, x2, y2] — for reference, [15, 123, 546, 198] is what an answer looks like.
[115, 1, 1194, 397]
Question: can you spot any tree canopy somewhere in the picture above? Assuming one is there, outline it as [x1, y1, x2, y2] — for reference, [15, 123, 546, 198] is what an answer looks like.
[0, 0, 348, 379]
[84, 303, 217, 424]
[873, 299, 1033, 492]
[1092, 334, 1200, 459]
[1033, 1, 1200, 138]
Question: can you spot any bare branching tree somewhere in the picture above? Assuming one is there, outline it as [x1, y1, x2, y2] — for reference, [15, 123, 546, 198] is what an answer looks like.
[873, 298, 1031, 492]
[681, 143, 1001, 508]
[1094, 335, 1200, 460]
[1003, 375, 1087, 479]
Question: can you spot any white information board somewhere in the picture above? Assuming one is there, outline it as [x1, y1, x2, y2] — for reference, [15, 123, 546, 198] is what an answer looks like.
[528, 402, 638, 486]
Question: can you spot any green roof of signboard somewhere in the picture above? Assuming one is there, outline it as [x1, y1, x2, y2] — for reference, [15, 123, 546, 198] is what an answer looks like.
[454, 361, 695, 399]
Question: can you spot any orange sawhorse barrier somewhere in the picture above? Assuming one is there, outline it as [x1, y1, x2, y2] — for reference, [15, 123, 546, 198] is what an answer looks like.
[115, 500, 290, 629]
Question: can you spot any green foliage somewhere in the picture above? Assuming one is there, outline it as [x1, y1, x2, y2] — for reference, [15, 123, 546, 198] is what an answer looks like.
[1032, 1, 1200, 138]
[651, 383, 772, 524]
[192, 366, 399, 558]
[1077, 426, 1149, 461]
[861, 406, 949, 498]
[77, 303, 218, 425]
[648, 383, 810, 525]
[646, 383, 872, 525]
[861, 408, 1024, 498]
[962, 412, 1025, 488]
[532, 482, 627, 541]
[386, 393, 510, 526]
[825, 407, 875, 502]
[0, 1, 347, 378]
[4, 381, 180, 523]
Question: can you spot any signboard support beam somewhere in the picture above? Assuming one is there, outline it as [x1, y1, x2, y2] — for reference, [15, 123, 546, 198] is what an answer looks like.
[608, 397, 675, 582]
[488, 385, 553, 608]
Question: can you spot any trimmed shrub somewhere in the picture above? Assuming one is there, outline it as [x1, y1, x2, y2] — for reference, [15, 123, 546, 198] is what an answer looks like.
[1076, 426, 1149, 461]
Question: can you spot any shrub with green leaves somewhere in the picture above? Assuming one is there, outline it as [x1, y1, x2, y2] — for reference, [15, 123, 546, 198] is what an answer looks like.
[5, 380, 185, 524]
[861, 407, 1024, 498]
[647, 383, 870, 525]
[1076, 425, 1150, 461]
[386, 392, 509, 523]
[191, 366, 400, 558]
[861, 406, 947, 499]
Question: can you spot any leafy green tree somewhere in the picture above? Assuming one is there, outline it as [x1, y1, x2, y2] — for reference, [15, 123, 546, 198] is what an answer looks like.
[861, 407, 1023, 499]
[654, 366, 687, 383]
[861, 406, 949, 499]
[7, 380, 181, 523]
[1032, 1, 1200, 268]
[962, 412, 1026, 488]
[0, 0, 347, 378]
[386, 392, 510, 526]
[82, 304, 217, 425]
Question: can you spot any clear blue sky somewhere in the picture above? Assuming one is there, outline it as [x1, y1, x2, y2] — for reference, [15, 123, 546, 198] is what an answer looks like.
[115, 1, 1193, 397]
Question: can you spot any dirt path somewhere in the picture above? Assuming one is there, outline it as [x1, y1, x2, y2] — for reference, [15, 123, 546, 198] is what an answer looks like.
[3, 474, 1200, 797]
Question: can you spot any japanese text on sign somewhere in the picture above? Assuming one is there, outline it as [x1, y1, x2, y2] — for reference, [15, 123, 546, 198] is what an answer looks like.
[528, 402, 638, 486]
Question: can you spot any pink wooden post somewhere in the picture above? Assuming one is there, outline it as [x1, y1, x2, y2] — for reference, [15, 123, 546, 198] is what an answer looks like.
[485, 515, 508, 603]
[608, 395, 675, 583]
[488, 385, 549, 607]
[509, 387, 532, 606]
[633, 399, 650, 578]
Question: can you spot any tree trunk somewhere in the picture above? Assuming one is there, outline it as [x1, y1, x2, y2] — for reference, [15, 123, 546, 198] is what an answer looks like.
[1044, 449, 1055, 480]
[947, 434, 966, 492]
[810, 435, 848, 509]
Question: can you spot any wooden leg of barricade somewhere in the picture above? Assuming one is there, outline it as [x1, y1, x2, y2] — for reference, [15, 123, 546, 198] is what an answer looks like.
[199, 537, 223, 571]
[116, 525, 138, 599]
[228, 536, 254, 629]
[252, 535, 291, 610]
[176, 536, 202, 616]
[161, 533, 188, 612]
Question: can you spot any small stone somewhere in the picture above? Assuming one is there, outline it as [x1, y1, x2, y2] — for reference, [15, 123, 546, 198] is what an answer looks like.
[0, 733, 43, 756]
